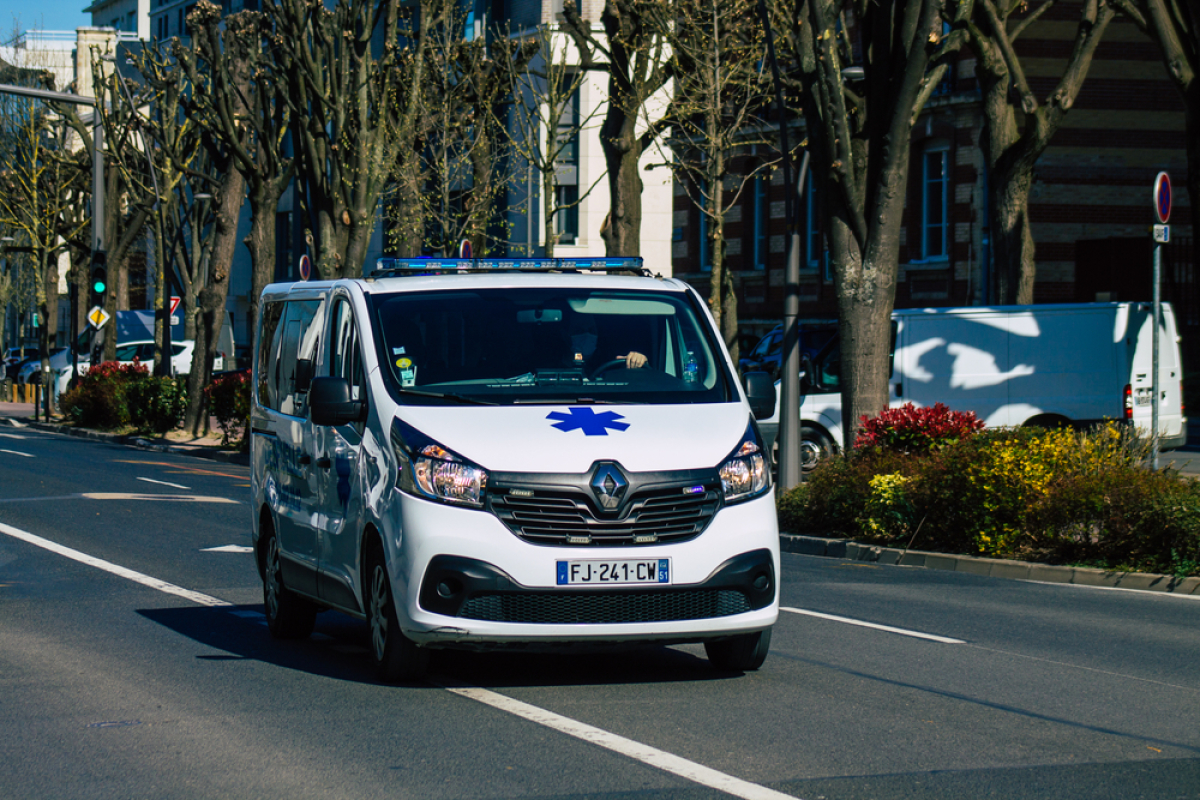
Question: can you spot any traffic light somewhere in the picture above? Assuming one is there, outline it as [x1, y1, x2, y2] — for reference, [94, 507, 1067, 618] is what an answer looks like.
[89, 252, 107, 309]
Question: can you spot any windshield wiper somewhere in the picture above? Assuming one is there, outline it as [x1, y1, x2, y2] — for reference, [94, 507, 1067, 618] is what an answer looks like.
[396, 388, 497, 405]
[511, 397, 633, 405]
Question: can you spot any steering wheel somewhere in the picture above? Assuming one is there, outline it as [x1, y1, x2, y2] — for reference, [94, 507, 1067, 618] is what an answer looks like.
[589, 358, 629, 379]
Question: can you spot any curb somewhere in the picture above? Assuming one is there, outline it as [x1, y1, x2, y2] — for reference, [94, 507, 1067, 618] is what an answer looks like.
[780, 533, 1200, 597]
[21, 419, 250, 467]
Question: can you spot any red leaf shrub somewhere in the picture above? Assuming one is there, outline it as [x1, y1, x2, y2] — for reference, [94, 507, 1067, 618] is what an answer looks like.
[855, 402, 984, 454]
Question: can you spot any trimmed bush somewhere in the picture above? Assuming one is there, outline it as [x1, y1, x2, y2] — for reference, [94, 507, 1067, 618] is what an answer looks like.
[59, 360, 186, 432]
[855, 402, 984, 454]
[778, 414, 1200, 577]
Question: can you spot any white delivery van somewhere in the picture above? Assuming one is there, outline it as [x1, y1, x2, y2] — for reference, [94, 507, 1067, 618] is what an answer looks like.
[250, 258, 780, 681]
[761, 302, 1187, 468]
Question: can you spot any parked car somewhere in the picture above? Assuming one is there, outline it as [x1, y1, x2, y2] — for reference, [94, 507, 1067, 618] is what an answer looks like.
[738, 324, 838, 379]
[112, 339, 225, 376]
[15, 348, 87, 399]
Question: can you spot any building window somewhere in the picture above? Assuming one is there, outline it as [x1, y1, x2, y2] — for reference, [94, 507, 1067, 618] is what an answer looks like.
[553, 185, 578, 244]
[552, 85, 580, 246]
[920, 145, 949, 261]
[751, 176, 768, 270]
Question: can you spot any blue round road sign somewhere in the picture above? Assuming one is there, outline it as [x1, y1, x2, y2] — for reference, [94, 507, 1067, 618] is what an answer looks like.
[298, 254, 312, 281]
[1154, 171, 1172, 224]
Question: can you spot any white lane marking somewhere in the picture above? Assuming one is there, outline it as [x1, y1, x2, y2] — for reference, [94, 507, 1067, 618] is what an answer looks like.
[0, 448, 34, 458]
[81, 493, 237, 503]
[4, 521, 801, 799]
[0, 521, 232, 608]
[201, 545, 254, 553]
[137, 477, 191, 490]
[0, 432, 28, 439]
[440, 682, 802, 800]
[782, 607, 966, 644]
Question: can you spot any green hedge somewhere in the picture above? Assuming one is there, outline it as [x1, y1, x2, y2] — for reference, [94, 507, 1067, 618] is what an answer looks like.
[778, 406, 1200, 578]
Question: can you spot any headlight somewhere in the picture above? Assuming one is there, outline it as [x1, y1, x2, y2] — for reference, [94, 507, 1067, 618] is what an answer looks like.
[719, 421, 770, 503]
[391, 419, 488, 508]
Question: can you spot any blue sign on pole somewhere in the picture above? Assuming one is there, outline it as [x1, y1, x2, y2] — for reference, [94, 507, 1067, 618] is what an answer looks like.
[1154, 171, 1172, 224]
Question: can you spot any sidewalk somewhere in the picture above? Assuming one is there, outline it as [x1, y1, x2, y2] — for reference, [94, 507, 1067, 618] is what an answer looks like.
[0, 400, 248, 466]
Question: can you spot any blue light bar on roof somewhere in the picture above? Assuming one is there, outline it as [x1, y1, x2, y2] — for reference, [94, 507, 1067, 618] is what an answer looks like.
[374, 257, 645, 273]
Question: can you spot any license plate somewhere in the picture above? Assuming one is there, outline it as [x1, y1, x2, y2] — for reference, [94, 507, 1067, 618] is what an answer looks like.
[1136, 388, 1152, 406]
[556, 558, 670, 586]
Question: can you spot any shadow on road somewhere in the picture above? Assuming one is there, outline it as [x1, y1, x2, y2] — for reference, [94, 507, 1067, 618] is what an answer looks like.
[138, 604, 741, 689]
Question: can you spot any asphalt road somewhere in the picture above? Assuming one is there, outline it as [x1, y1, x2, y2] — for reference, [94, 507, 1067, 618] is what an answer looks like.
[1, 424, 1198, 800]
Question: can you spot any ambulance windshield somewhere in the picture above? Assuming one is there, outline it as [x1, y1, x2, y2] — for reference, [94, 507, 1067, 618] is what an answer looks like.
[370, 288, 735, 405]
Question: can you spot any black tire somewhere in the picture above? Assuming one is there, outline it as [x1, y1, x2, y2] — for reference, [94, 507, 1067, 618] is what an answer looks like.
[261, 525, 317, 640]
[799, 425, 835, 473]
[704, 627, 772, 672]
[365, 540, 429, 683]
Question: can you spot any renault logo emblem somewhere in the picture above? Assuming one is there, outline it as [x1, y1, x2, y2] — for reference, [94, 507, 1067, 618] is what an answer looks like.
[590, 463, 628, 511]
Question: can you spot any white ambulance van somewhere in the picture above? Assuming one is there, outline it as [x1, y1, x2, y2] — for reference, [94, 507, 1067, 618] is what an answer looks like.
[251, 258, 780, 681]
[761, 302, 1187, 468]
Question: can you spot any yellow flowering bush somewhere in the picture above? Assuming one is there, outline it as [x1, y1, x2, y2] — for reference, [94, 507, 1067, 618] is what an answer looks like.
[858, 473, 915, 539]
[778, 417, 1200, 576]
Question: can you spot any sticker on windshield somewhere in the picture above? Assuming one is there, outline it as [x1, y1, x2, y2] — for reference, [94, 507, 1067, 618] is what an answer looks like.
[398, 360, 417, 387]
[547, 407, 630, 436]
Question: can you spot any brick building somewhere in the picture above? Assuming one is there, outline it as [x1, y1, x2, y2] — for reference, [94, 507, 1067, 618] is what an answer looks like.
[670, 6, 1194, 345]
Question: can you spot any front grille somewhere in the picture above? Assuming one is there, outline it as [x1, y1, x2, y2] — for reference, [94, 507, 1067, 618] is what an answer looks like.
[459, 589, 751, 624]
[490, 486, 720, 547]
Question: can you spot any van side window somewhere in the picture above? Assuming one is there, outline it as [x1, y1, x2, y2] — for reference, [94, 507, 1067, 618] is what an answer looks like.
[256, 302, 285, 410]
[331, 299, 366, 403]
[278, 300, 324, 418]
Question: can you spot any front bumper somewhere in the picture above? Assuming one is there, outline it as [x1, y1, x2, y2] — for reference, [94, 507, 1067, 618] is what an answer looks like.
[389, 490, 780, 648]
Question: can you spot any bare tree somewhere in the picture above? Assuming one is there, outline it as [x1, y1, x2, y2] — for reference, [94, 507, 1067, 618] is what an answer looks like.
[562, 0, 676, 257]
[133, 10, 250, 434]
[969, 0, 1118, 304]
[657, 0, 784, 360]
[416, 16, 536, 256]
[0, 89, 89, 413]
[266, 0, 426, 278]
[791, 0, 968, 444]
[179, 3, 294, 343]
[496, 26, 605, 257]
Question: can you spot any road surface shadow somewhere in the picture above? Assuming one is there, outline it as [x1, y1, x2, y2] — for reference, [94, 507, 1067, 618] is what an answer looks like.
[138, 604, 743, 688]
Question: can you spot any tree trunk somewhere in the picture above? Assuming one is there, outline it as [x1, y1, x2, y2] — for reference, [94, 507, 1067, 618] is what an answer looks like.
[990, 167, 1036, 305]
[184, 165, 247, 435]
[38, 250, 58, 415]
[829, 214, 900, 444]
[244, 180, 284, 352]
[600, 136, 644, 257]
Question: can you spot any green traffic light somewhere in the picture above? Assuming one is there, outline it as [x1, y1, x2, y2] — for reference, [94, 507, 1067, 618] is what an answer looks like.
[92, 280, 106, 294]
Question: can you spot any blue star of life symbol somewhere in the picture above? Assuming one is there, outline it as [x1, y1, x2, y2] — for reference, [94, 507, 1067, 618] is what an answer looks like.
[546, 407, 630, 436]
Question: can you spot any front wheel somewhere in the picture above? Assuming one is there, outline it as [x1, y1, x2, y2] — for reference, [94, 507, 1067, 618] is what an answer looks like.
[366, 540, 429, 682]
[704, 627, 772, 672]
[262, 527, 317, 640]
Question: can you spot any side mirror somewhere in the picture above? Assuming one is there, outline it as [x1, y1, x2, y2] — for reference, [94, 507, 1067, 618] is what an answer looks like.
[742, 371, 777, 420]
[309, 376, 366, 426]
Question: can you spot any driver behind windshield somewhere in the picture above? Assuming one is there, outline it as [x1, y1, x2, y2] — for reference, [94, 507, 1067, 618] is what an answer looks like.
[566, 312, 647, 371]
